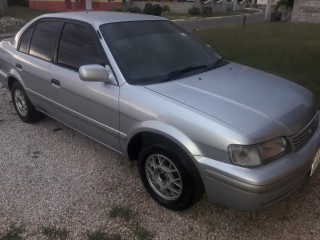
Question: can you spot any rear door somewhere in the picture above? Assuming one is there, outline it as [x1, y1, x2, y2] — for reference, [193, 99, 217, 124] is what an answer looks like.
[50, 21, 121, 151]
[15, 20, 63, 114]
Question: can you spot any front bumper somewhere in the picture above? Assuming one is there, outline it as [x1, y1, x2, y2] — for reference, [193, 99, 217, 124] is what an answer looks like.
[195, 117, 320, 211]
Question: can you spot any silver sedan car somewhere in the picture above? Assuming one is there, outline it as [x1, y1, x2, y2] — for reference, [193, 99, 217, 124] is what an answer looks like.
[0, 12, 319, 211]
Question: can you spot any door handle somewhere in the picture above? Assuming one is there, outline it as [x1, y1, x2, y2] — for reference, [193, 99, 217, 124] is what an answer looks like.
[51, 79, 60, 87]
[16, 64, 22, 70]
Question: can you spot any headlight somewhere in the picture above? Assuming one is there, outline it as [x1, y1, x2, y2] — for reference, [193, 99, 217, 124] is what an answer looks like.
[228, 137, 288, 167]
[228, 145, 260, 167]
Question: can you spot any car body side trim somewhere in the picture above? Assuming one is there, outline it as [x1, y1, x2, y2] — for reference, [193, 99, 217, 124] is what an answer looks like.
[26, 88, 126, 138]
[119, 132, 127, 141]
[36, 107, 124, 155]
[0, 70, 8, 88]
[205, 163, 310, 194]
[0, 69, 8, 78]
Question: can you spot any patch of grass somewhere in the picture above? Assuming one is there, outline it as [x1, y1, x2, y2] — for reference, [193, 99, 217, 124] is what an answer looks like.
[0, 5, 51, 22]
[132, 224, 154, 240]
[108, 206, 136, 222]
[107, 205, 155, 239]
[41, 226, 68, 240]
[0, 225, 25, 240]
[195, 22, 320, 106]
[86, 230, 121, 240]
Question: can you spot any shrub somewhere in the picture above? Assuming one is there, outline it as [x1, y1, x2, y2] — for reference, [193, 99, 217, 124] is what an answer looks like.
[162, 5, 170, 15]
[143, 3, 153, 15]
[14, 0, 29, 6]
[143, 3, 163, 16]
[188, 6, 201, 15]
[128, 6, 141, 14]
[23, 0, 29, 6]
[111, 6, 124, 12]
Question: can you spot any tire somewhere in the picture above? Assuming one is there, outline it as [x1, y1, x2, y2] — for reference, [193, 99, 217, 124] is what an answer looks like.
[11, 81, 41, 123]
[138, 141, 204, 211]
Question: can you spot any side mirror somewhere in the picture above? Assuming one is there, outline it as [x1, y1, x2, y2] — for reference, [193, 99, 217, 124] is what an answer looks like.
[79, 64, 117, 85]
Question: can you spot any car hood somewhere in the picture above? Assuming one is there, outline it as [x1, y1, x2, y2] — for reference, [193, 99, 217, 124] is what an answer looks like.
[145, 62, 317, 142]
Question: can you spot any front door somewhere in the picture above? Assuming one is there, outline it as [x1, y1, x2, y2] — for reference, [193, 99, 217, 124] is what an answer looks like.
[50, 21, 121, 151]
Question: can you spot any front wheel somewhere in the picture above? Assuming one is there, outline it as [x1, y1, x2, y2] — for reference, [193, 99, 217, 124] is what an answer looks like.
[138, 142, 204, 211]
[11, 82, 41, 123]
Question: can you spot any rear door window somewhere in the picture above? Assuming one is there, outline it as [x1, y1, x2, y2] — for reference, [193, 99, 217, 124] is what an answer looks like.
[29, 21, 61, 61]
[57, 23, 105, 70]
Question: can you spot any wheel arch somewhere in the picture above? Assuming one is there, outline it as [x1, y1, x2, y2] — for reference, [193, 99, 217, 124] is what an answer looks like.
[126, 122, 202, 162]
[8, 75, 19, 90]
[7, 69, 24, 90]
[9, 77, 41, 123]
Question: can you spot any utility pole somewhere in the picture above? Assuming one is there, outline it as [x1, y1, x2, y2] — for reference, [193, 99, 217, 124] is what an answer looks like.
[265, 0, 272, 21]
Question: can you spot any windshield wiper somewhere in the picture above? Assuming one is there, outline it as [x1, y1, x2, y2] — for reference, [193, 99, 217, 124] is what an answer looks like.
[162, 58, 225, 83]
[163, 65, 207, 82]
[205, 57, 224, 71]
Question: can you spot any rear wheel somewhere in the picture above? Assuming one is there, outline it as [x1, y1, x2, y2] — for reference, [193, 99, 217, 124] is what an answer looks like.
[138, 141, 204, 211]
[11, 82, 41, 123]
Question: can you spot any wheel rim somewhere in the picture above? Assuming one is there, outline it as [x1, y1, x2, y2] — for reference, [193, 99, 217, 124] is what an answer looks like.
[145, 154, 183, 201]
[14, 89, 28, 117]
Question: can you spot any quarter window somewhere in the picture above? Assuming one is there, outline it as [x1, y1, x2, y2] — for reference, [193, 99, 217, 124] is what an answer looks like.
[29, 21, 61, 61]
[19, 26, 34, 54]
[58, 23, 105, 70]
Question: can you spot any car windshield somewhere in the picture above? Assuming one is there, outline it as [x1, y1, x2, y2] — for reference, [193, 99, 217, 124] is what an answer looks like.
[99, 20, 221, 85]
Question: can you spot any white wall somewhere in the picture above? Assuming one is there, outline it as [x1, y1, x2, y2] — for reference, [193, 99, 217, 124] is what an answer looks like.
[257, 0, 277, 4]
[292, 0, 320, 23]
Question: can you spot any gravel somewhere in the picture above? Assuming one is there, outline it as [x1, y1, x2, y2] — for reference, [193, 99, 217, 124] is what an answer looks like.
[0, 17, 25, 34]
[0, 20, 320, 239]
[1, 81, 320, 240]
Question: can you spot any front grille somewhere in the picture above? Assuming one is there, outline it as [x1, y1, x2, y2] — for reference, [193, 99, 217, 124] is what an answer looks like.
[290, 114, 319, 151]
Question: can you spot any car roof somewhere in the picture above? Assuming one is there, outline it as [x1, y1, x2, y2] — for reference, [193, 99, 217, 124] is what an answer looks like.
[38, 11, 166, 27]
[14, 11, 167, 49]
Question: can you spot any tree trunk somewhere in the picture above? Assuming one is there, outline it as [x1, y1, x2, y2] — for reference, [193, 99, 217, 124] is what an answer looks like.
[265, 0, 272, 21]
